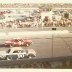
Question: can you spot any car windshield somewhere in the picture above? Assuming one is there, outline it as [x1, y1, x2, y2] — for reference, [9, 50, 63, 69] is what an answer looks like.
[6, 49, 11, 53]
[13, 39, 18, 42]
[13, 50, 19, 53]
[18, 39, 23, 41]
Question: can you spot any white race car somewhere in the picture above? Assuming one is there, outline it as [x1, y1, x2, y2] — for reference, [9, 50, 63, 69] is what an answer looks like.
[0, 47, 36, 60]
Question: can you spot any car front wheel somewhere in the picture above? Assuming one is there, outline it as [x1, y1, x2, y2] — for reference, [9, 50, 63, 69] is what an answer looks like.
[6, 55, 18, 60]
[6, 56, 13, 60]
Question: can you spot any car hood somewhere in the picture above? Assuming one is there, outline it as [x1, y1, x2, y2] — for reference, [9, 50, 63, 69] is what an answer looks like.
[0, 51, 6, 55]
[0, 51, 8, 58]
[5, 40, 11, 43]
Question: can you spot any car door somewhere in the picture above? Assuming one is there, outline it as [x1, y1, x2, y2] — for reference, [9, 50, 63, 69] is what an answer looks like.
[13, 50, 25, 59]
[18, 39, 22, 46]
[6, 50, 19, 60]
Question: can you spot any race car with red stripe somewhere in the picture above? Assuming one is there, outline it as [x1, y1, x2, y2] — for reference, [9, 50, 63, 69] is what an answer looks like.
[4, 38, 32, 47]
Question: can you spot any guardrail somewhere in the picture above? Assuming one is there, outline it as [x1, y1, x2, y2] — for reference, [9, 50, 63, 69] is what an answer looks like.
[0, 27, 72, 32]
[0, 56, 72, 68]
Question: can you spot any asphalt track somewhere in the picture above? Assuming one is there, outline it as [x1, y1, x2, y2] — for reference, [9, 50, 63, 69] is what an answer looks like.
[0, 30, 72, 58]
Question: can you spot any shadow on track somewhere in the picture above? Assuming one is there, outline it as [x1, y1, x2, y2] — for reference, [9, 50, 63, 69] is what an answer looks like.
[0, 44, 10, 48]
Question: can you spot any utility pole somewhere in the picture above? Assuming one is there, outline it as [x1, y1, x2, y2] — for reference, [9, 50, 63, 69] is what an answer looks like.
[52, 33, 53, 57]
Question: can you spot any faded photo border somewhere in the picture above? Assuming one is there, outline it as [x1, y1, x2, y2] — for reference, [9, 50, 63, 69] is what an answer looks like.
[0, 0, 71, 4]
[0, 69, 72, 72]
[0, 0, 72, 71]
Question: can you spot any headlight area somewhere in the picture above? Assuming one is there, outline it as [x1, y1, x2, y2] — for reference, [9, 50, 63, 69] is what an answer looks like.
[0, 55, 6, 59]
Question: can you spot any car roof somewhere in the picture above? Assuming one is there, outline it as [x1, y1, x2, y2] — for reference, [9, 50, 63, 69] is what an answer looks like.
[13, 38, 21, 40]
[10, 47, 35, 51]
[10, 47, 23, 51]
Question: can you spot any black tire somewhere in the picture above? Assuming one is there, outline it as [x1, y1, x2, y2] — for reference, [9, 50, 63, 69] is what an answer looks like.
[10, 44, 15, 47]
[24, 54, 28, 58]
[6, 55, 18, 60]
[28, 54, 35, 59]
[26, 43, 30, 47]
[10, 44, 13, 47]
[5, 44, 10, 47]
[6, 56, 13, 60]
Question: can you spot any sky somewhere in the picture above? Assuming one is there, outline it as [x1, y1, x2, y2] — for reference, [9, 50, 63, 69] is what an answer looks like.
[0, 0, 72, 4]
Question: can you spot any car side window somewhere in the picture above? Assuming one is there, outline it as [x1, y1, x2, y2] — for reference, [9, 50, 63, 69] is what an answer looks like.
[13, 50, 19, 53]
[20, 50, 23, 53]
[26, 50, 28, 53]
[21, 50, 24, 53]
[13, 50, 22, 53]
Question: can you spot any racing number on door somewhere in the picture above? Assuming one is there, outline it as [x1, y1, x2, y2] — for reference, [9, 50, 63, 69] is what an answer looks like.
[18, 41, 22, 45]
[19, 54, 24, 58]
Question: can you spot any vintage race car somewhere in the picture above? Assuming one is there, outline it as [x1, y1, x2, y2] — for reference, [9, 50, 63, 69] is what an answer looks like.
[0, 47, 36, 60]
[4, 38, 32, 47]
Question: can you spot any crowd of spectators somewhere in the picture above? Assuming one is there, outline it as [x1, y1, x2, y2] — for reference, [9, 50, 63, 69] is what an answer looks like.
[0, 9, 72, 29]
[0, 16, 34, 28]
[0, 3, 72, 29]
[0, 19, 72, 29]
[0, 14, 41, 29]
[43, 17, 72, 27]
[0, 17, 72, 29]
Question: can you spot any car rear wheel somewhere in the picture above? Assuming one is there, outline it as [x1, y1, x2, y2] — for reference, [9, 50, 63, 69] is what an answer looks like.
[26, 43, 30, 47]
[28, 54, 35, 59]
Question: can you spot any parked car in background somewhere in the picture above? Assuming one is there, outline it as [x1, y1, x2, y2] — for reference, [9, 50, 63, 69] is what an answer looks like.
[4, 38, 32, 47]
[0, 47, 36, 60]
